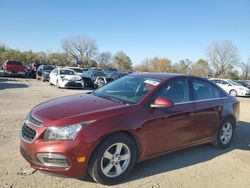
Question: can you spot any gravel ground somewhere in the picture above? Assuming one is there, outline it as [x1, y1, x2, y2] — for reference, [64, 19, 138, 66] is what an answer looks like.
[0, 77, 250, 188]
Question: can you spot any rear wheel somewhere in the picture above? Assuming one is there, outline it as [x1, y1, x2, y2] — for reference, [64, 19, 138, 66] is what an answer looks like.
[56, 80, 60, 88]
[212, 118, 235, 149]
[229, 90, 237, 97]
[88, 133, 137, 185]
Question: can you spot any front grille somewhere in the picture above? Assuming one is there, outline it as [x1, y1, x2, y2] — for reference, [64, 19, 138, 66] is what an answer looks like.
[22, 123, 37, 142]
[27, 113, 43, 126]
[65, 82, 82, 87]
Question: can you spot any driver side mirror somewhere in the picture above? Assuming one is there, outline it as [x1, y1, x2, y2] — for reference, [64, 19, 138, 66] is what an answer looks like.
[151, 96, 174, 108]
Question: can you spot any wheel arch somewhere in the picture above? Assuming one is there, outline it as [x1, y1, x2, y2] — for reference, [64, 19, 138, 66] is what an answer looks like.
[223, 114, 237, 127]
[88, 130, 141, 168]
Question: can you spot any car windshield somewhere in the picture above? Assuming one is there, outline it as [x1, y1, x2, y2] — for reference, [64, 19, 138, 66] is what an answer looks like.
[71, 68, 83, 73]
[93, 70, 107, 76]
[93, 76, 161, 104]
[60, 69, 75, 75]
[44, 65, 55, 71]
[227, 80, 241, 86]
[7, 61, 22, 65]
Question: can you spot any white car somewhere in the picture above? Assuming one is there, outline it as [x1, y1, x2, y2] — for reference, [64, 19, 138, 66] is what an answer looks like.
[49, 68, 84, 89]
[210, 78, 250, 96]
[66, 67, 83, 76]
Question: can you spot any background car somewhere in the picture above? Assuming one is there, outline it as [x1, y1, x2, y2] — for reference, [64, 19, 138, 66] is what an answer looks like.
[210, 78, 250, 96]
[234, 80, 250, 89]
[82, 68, 114, 88]
[36, 65, 56, 82]
[66, 67, 83, 76]
[2, 60, 25, 77]
[49, 68, 84, 89]
[26, 63, 42, 78]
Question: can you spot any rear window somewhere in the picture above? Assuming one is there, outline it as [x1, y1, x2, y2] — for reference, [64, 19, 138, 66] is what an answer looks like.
[6, 61, 22, 66]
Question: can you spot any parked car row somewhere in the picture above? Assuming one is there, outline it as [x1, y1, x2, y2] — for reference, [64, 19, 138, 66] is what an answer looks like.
[210, 78, 250, 97]
[35, 65, 131, 89]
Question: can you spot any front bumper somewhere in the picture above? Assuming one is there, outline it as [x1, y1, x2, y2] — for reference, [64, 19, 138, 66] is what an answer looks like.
[237, 90, 250, 96]
[20, 123, 91, 178]
[43, 74, 50, 80]
[61, 80, 84, 88]
[5, 71, 25, 76]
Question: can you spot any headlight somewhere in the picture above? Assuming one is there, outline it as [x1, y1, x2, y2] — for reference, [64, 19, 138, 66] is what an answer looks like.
[44, 120, 95, 140]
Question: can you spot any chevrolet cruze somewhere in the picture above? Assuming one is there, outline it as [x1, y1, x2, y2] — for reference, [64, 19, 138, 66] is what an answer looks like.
[20, 73, 239, 185]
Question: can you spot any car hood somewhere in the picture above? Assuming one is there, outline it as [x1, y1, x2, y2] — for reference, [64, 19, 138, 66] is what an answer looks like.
[61, 75, 82, 81]
[235, 86, 249, 90]
[31, 94, 125, 126]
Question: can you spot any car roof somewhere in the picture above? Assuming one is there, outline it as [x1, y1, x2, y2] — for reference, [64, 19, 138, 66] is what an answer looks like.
[58, 68, 76, 71]
[67, 67, 82, 69]
[210, 78, 230, 81]
[131, 72, 185, 80]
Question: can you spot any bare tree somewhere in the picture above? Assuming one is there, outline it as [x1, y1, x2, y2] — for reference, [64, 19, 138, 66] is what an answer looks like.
[61, 36, 97, 67]
[96, 51, 113, 68]
[207, 41, 240, 77]
[190, 59, 211, 77]
[240, 60, 250, 79]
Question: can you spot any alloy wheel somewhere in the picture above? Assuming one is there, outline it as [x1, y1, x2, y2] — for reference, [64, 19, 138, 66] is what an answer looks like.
[100, 143, 131, 178]
[220, 122, 233, 145]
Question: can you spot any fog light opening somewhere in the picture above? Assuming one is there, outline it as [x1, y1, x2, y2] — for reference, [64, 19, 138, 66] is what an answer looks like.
[37, 153, 69, 168]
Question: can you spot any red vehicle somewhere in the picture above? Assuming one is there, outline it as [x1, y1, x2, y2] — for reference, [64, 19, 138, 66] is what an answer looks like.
[2, 60, 25, 76]
[20, 73, 239, 185]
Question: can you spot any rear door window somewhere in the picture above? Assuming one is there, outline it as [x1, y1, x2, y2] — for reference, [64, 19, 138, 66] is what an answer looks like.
[191, 79, 219, 100]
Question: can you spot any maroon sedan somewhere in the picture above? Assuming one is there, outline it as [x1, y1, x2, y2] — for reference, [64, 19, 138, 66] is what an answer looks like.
[20, 73, 239, 185]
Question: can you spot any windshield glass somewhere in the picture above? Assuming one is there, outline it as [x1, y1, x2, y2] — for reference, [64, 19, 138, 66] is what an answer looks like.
[227, 80, 241, 86]
[60, 69, 75, 75]
[93, 70, 107, 76]
[44, 65, 55, 71]
[94, 76, 161, 104]
[71, 68, 83, 73]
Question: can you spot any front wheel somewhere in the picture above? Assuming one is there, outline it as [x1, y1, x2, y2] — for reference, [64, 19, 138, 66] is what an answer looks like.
[212, 118, 235, 149]
[41, 75, 45, 82]
[88, 133, 137, 185]
[56, 80, 60, 88]
[229, 90, 237, 97]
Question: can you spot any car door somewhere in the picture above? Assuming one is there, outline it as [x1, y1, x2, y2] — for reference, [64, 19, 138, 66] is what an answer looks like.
[145, 77, 196, 156]
[50, 69, 58, 85]
[190, 78, 223, 143]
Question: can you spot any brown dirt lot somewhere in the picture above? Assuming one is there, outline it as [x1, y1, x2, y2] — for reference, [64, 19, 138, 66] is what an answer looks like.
[0, 77, 250, 188]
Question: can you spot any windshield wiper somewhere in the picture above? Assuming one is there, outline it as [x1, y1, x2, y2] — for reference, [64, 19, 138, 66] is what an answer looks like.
[93, 92, 125, 104]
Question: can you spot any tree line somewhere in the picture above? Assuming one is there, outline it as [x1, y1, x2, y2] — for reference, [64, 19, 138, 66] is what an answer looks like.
[0, 37, 249, 79]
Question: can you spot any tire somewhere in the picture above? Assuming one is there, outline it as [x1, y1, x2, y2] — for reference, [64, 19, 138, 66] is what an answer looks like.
[56, 80, 60, 88]
[212, 118, 235, 149]
[229, 90, 237, 97]
[41, 75, 45, 82]
[88, 133, 137, 185]
[49, 78, 53, 85]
